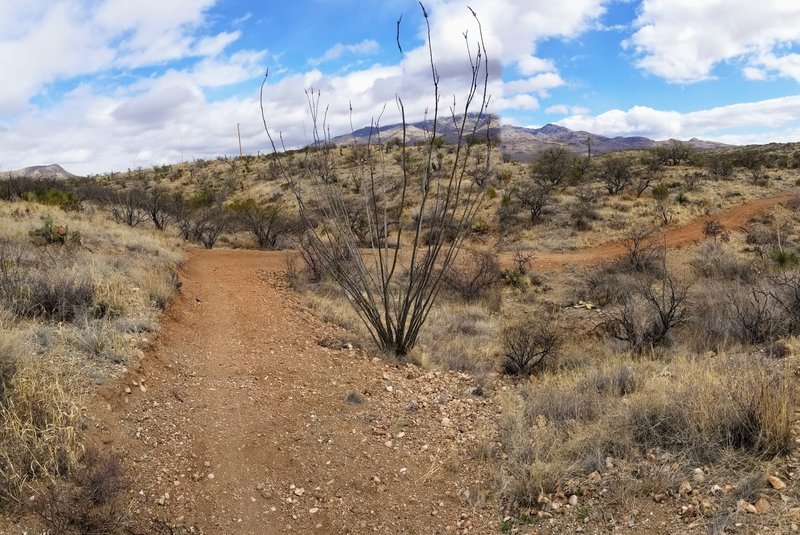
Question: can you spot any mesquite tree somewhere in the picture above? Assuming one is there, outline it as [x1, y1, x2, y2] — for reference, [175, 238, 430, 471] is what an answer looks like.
[261, 5, 491, 356]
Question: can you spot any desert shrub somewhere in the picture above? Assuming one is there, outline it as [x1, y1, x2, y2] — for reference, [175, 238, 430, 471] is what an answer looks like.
[620, 227, 664, 274]
[692, 242, 753, 281]
[706, 153, 735, 180]
[770, 247, 799, 268]
[583, 269, 638, 306]
[602, 272, 690, 352]
[26, 273, 96, 323]
[501, 317, 561, 375]
[227, 198, 293, 249]
[514, 182, 552, 223]
[627, 365, 791, 461]
[107, 190, 147, 227]
[771, 271, 800, 334]
[31, 448, 130, 535]
[598, 154, 633, 195]
[530, 147, 574, 191]
[191, 205, 231, 249]
[519, 382, 602, 426]
[579, 365, 642, 397]
[443, 250, 502, 301]
[703, 219, 730, 243]
[725, 284, 786, 345]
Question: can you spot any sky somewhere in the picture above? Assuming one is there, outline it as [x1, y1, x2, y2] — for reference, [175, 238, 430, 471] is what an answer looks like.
[2, 0, 800, 175]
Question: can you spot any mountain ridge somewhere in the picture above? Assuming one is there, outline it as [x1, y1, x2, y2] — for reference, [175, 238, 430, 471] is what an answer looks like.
[331, 115, 728, 161]
[0, 164, 79, 179]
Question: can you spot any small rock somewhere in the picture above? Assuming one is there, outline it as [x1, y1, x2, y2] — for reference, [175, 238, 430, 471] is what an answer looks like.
[678, 481, 692, 496]
[569, 495, 578, 506]
[768, 475, 787, 490]
[738, 500, 758, 514]
[124, 387, 132, 394]
[754, 497, 770, 514]
[207, 473, 215, 480]
[309, 507, 319, 514]
[294, 488, 305, 497]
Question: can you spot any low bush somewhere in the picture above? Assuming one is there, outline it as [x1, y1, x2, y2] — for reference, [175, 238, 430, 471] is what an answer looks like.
[500, 317, 561, 375]
[443, 250, 502, 301]
[31, 447, 131, 535]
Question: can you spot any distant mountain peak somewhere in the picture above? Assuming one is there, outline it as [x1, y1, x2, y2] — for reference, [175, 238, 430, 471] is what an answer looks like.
[537, 123, 572, 135]
[1, 164, 79, 179]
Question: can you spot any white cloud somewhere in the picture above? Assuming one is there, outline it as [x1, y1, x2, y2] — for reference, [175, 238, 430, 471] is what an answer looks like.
[626, 0, 800, 83]
[310, 39, 381, 65]
[557, 95, 800, 142]
[546, 104, 589, 115]
[0, 0, 611, 173]
[504, 73, 565, 97]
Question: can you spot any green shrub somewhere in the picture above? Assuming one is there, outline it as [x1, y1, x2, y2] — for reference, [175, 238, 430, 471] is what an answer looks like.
[29, 217, 81, 246]
[770, 248, 799, 268]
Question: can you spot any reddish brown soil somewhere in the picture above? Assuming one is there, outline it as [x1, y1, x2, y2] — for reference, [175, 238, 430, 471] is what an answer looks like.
[515, 192, 797, 270]
[87, 248, 499, 534]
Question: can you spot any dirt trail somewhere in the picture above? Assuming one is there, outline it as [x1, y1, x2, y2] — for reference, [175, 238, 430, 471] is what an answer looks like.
[90, 249, 497, 534]
[516, 191, 797, 270]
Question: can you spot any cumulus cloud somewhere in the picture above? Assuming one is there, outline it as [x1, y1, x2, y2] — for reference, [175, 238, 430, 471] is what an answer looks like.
[626, 0, 800, 83]
[557, 95, 800, 142]
[0, 0, 610, 173]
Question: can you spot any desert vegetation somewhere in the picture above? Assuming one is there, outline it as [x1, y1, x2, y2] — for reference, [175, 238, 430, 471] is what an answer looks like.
[5, 126, 800, 532]
[0, 198, 181, 532]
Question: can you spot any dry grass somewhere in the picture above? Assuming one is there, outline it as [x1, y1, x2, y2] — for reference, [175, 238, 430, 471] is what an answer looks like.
[0, 199, 181, 522]
[496, 349, 794, 508]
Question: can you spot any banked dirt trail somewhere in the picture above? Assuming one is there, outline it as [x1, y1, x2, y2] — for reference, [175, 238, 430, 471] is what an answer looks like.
[88, 191, 795, 534]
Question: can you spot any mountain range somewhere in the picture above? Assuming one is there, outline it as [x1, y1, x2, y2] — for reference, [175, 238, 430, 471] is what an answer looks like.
[331, 115, 727, 161]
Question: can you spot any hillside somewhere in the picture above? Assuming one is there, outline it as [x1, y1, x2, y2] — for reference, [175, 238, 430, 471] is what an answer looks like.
[1, 163, 80, 179]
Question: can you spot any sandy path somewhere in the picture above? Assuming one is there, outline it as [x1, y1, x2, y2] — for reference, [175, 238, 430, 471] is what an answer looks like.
[90, 249, 497, 534]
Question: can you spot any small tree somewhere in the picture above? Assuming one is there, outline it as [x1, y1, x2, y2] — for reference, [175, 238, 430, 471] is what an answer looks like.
[228, 198, 293, 249]
[598, 154, 633, 195]
[192, 205, 231, 249]
[515, 182, 552, 223]
[261, 4, 490, 356]
[140, 186, 173, 230]
[650, 140, 695, 166]
[703, 219, 730, 243]
[501, 317, 561, 375]
[651, 183, 673, 226]
[531, 147, 574, 191]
